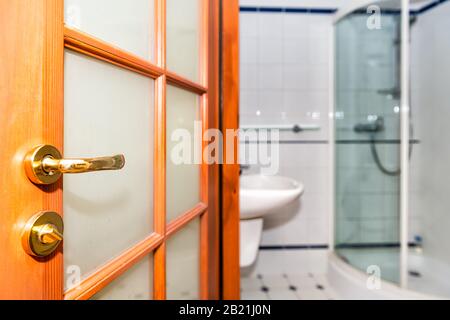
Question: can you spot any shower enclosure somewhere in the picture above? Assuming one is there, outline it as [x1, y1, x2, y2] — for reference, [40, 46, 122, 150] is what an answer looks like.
[333, 0, 450, 298]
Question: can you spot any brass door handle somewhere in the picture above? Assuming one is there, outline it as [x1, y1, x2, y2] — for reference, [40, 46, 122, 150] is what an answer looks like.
[25, 145, 125, 185]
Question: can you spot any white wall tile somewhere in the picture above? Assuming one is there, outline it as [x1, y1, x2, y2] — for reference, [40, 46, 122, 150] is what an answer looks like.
[240, 64, 260, 90]
[239, 1, 335, 275]
[240, 36, 259, 65]
[260, 37, 283, 64]
[260, 64, 284, 89]
[308, 36, 330, 65]
[283, 14, 311, 38]
[283, 38, 309, 64]
[308, 65, 329, 90]
[260, 13, 284, 37]
[240, 0, 356, 9]
[282, 65, 310, 91]
[240, 13, 259, 37]
[409, 1, 450, 266]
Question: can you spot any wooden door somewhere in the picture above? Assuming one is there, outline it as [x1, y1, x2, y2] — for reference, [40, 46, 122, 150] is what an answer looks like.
[0, 0, 219, 300]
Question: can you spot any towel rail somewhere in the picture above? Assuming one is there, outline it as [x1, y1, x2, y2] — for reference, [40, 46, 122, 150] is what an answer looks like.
[240, 124, 320, 133]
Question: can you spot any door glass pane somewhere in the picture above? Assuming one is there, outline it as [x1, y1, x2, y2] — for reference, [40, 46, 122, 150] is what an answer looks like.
[64, 0, 154, 60]
[167, 0, 201, 82]
[64, 50, 154, 284]
[92, 255, 153, 300]
[334, 2, 402, 284]
[166, 219, 200, 300]
[166, 86, 201, 222]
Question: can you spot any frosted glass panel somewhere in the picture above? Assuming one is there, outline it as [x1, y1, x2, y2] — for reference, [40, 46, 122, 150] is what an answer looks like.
[65, 0, 154, 60]
[92, 255, 153, 300]
[64, 50, 154, 285]
[166, 86, 201, 221]
[167, 219, 200, 300]
[167, 0, 200, 81]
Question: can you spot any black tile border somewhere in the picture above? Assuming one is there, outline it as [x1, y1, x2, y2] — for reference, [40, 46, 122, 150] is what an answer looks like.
[240, 0, 450, 16]
[240, 7, 337, 14]
[260, 242, 419, 250]
[239, 139, 420, 145]
[260, 244, 329, 250]
[240, 140, 329, 145]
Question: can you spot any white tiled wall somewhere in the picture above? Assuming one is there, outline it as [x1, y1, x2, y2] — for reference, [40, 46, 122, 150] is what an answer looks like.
[410, 1, 450, 265]
[261, 144, 330, 245]
[240, 0, 358, 9]
[239, 1, 336, 268]
[240, 9, 332, 141]
[240, 0, 450, 285]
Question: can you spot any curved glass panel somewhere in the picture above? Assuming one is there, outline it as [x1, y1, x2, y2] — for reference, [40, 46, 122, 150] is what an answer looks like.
[334, 1, 402, 284]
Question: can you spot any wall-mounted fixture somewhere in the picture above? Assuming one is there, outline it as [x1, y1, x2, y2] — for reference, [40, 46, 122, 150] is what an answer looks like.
[241, 124, 321, 133]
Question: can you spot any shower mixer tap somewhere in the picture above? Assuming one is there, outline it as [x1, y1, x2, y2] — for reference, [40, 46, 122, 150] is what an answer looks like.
[353, 116, 406, 177]
[354, 116, 385, 134]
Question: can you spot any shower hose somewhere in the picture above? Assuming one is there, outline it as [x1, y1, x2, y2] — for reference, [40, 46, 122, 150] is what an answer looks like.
[369, 133, 412, 177]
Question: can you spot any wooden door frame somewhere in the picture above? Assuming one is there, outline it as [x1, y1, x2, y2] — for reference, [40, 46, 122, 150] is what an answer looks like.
[0, 0, 221, 300]
[220, 0, 241, 300]
[0, 0, 64, 300]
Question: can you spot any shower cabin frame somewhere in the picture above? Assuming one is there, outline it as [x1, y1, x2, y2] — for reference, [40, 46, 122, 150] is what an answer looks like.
[329, 0, 411, 290]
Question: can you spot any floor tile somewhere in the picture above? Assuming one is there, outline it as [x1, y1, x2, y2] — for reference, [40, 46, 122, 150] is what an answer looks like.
[286, 274, 318, 290]
[241, 290, 270, 300]
[260, 274, 290, 289]
[312, 274, 331, 287]
[267, 289, 299, 300]
[298, 289, 328, 300]
[241, 272, 340, 300]
[324, 288, 340, 300]
[241, 276, 263, 291]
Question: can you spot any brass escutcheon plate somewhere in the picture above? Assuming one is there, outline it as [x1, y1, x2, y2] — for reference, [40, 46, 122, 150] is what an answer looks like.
[24, 145, 63, 185]
[22, 211, 64, 257]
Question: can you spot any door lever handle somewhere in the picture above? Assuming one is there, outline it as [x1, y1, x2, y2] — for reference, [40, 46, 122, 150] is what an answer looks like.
[41, 154, 125, 174]
[25, 145, 125, 185]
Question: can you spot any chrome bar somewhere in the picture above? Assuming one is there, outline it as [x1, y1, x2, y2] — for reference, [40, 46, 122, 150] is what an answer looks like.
[240, 124, 321, 132]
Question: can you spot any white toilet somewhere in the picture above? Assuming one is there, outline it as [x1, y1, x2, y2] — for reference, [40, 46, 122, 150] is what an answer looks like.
[239, 175, 304, 268]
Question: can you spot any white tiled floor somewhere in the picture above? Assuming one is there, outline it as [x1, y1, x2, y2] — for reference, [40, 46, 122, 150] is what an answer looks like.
[241, 273, 339, 300]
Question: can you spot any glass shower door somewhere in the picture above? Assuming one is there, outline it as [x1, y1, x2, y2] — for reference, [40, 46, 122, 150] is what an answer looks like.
[334, 2, 403, 284]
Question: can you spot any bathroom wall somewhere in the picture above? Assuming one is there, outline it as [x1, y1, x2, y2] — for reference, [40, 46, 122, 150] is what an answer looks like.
[240, 0, 339, 275]
[334, 0, 444, 251]
[238, 0, 441, 277]
[410, 0, 450, 265]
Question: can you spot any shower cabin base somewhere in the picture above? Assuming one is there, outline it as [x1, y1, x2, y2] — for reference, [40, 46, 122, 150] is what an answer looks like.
[327, 252, 445, 299]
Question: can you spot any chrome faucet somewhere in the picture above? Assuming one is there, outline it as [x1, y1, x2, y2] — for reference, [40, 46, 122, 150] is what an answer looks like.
[354, 116, 384, 134]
